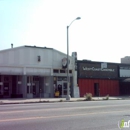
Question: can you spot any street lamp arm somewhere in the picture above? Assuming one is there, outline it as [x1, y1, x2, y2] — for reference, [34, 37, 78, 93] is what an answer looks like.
[68, 17, 81, 28]
[68, 19, 76, 28]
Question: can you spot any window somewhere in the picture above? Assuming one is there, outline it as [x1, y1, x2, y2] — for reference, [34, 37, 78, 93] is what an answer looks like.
[17, 76, 21, 81]
[27, 86, 29, 93]
[53, 69, 59, 73]
[27, 76, 33, 83]
[4, 76, 9, 82]
[69, 70, 72, 73]
[38, 56, 41, 62]
[33, 76, 39, 81]
[60, 70, 65, 73]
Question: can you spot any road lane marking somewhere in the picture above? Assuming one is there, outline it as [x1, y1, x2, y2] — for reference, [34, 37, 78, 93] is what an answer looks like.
[0, 111, 24, 114]
[0, 103, 130, 114]
[0, 109, 130, 122]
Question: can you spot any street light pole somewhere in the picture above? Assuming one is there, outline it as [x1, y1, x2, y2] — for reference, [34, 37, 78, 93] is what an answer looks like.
[66, 17, 81, 100]
[66, 26, 70, 100]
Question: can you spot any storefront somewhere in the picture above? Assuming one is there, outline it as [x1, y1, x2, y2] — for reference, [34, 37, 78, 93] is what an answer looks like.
[0, 75, 12, 98]
[0, 45, 76, 98]
[77, 61, 119, 97]
[53, 76, 72, 98]
[0, 75, 44, 98]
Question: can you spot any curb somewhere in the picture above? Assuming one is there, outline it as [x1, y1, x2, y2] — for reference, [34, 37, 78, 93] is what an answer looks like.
[0, 98, 126, 105]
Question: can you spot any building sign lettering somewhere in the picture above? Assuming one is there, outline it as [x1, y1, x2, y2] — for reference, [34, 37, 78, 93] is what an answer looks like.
[78, 62, 118, 78]
[83, 67, 114, 72]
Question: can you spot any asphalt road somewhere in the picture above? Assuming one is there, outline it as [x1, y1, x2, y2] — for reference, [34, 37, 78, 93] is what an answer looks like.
[0, 100, 130, 130]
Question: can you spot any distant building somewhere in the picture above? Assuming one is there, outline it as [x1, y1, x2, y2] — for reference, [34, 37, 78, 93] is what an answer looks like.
[121, 56, 130, 64]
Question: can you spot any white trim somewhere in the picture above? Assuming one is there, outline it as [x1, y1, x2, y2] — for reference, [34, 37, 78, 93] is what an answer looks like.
[23, 67, 26, 75]
[51, 68, 53, 76]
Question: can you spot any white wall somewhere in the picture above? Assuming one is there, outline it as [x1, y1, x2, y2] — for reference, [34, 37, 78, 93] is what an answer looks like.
[52, 49, 74, 69]
[0, 47, 53, 67]
[0, 46, 74, 75]
[0, 66, 23, 75]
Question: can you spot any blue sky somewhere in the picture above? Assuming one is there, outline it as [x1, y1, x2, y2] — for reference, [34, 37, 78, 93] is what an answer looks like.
[0, 0, 130, 63]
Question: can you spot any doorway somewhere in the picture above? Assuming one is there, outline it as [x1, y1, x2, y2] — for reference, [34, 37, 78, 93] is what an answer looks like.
[62, 81, 67, 95]
[94, 83, 99, 96]
[120, 82, 130, 95]
[3, 76, 11, 98]
[33, 81, 39, 98]
[57, 81, 69, 97]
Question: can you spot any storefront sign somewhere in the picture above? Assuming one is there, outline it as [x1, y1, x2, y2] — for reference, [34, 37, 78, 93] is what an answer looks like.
[83, 67, 114, 72]
[78, 62, 118, 78]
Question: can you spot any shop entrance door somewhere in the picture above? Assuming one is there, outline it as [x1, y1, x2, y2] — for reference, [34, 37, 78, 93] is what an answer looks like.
[94, 83, 99, 96]
[62, 81, 67, 96]
[57, 81, 69, 97]
[33, 81, 39, 98]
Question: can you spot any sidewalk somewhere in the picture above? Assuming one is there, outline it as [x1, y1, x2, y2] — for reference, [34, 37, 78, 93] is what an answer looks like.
[0, 96, 130, 104]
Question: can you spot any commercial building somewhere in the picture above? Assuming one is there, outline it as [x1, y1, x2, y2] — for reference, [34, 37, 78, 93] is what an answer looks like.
[0, 45, 78, 98]
[1, 45, 130, 98]
[77, 60, 119, 97]
[77, 59, 130, 97]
